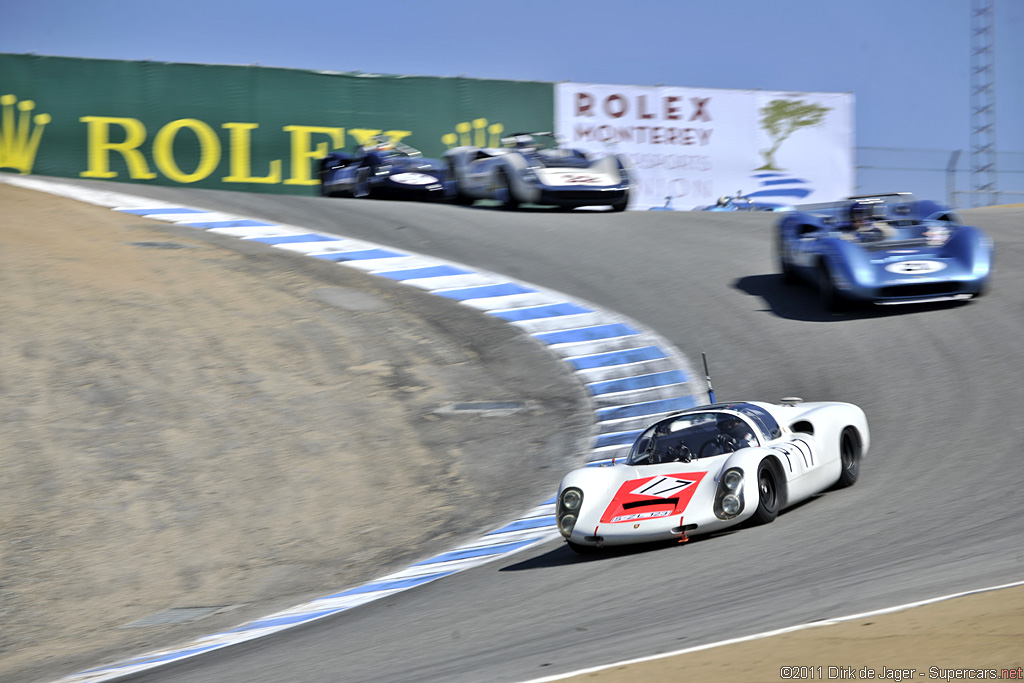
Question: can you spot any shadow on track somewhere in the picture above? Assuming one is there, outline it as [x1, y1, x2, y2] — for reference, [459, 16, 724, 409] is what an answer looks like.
[734, 274, 974, 322]
[500, 532, 738, 572]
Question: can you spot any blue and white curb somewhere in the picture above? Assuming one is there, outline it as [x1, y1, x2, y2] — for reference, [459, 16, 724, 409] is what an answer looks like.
[1, 174, 703, 683]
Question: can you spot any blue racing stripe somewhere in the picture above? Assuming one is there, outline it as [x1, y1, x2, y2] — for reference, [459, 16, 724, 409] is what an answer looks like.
[567, 346, 667, 370]
[488, 302, 593, 321]
[228, 609, 340, 633]
[747, 188, 812, 199]
[486, 516, 556, 535]
[248, 234, 344, 244]
[183, 219, 279, 228]
[534, 323, 639, 345]
[413, 539, 538, 565]
[434, 283, 537, 300]
[326, 572, 457, 598]
[595, 396, 697, 422]
[115, 207, 205, 215]
[83, 644, 226, 672]
[314, 248, 406, 261]
[374, 265, 473, 280]
[588, 370, 689, 396]
[596, 430, 643, 448]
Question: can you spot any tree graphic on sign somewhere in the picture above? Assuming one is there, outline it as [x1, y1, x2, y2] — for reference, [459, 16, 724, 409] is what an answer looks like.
[757, 99, 831, 171]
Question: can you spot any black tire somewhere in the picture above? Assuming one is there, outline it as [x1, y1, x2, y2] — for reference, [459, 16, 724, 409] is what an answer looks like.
[778, 235, 797, 284]
[353, 167, 371, 199]
[611, 190, 629, 212]
[836, 427, 862, 488]
[818, 262, 846, 312]
[567, 541, 597, 555]
[448, 161, 474, 205]
[319, 160, 342, 197]
[750, 460, 780, 525]
[497, 169, 519, 210]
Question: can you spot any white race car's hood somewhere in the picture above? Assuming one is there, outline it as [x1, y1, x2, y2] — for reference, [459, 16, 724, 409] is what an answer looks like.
[561, 461, 721, 526]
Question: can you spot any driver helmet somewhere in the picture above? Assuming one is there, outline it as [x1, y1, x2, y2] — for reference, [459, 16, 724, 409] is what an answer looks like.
[717, 414, 748, 440]
[849, 201, 873, 228]
[717, 196, 730, 206]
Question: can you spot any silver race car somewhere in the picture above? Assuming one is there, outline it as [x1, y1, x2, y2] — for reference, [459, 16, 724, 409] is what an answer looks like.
[444, 132, 632, 211]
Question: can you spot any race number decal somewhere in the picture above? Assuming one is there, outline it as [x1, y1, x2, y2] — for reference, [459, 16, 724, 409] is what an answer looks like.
[631, 476, 696, 498]
[391, 172, 438, 185]
[884, 260, 947, 275]
[544, 170, 609, 186]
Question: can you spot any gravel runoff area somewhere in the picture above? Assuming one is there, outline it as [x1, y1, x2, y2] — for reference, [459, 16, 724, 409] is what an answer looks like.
[1, 181, 1020, 683]
[0, 182, 592, 683]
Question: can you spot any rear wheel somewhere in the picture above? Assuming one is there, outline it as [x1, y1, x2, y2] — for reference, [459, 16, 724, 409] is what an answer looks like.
[750, 460, 780, 525]
[611, 190, 629, 212]
[319, 160, 343, 197]
[836, 427, 862, 488]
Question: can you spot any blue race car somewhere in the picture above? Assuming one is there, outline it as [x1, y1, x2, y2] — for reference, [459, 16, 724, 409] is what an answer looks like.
[698, 192, 776, 212]
[776, 193, 994, 311]
[319, 136, 450, 201]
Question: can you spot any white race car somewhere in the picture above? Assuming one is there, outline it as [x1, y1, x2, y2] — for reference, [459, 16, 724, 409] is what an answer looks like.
[556, 399, 868, 553]
[443, 132, 632, 211]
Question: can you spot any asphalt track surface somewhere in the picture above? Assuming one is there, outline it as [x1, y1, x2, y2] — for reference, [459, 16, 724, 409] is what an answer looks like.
[45, 180, 1024, 682]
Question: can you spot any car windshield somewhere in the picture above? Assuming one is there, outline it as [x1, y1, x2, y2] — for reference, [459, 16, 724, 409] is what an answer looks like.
[363, 136, 422, 160]
[625, 410, 761, 465]
[503, 132, 559, 151]
[504, 133, 593, 169]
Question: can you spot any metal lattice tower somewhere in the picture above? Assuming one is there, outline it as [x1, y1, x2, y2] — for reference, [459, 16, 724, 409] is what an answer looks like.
[970, 0, 998, 207]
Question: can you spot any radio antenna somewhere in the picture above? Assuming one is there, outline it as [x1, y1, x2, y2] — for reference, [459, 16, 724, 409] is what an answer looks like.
[702, 351, 716, 404]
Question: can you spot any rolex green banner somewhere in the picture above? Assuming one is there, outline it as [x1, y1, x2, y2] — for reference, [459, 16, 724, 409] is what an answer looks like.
[0, 54, 554, 194]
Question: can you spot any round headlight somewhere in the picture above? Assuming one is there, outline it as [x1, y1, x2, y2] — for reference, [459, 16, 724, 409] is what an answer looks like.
[561, 488, 582, 510]
[723, 470, 743, 491]
[558, 514, 577, 537]
[721, 494, 741, 516]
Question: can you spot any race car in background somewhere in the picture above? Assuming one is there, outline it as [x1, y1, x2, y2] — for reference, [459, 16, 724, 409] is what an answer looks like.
[555, 398, 868, 553]
[777, 192, 994, 311]
[443, 132, 632, 211]
[319, 136, 450, 201]
[696, 191, 776, 212]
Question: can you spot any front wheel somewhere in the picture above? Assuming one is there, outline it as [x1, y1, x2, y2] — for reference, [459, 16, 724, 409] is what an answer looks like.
[778, 235, 797, 284]
[497, 169, 519, 210]
[818, 262, 846, 312]
[353, 167, 371, 199]
[611, 190, 629, 212]
[448, 162, 474, 205]
[749, 460, 780, 525]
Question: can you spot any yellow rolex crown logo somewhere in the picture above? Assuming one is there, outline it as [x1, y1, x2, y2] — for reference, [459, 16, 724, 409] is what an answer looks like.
[441, 117, 505, 149]
[0, 94, 51, 174]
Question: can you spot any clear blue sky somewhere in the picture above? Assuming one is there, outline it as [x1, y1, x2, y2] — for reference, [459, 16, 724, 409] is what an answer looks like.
[4, 0, 1022, 205]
